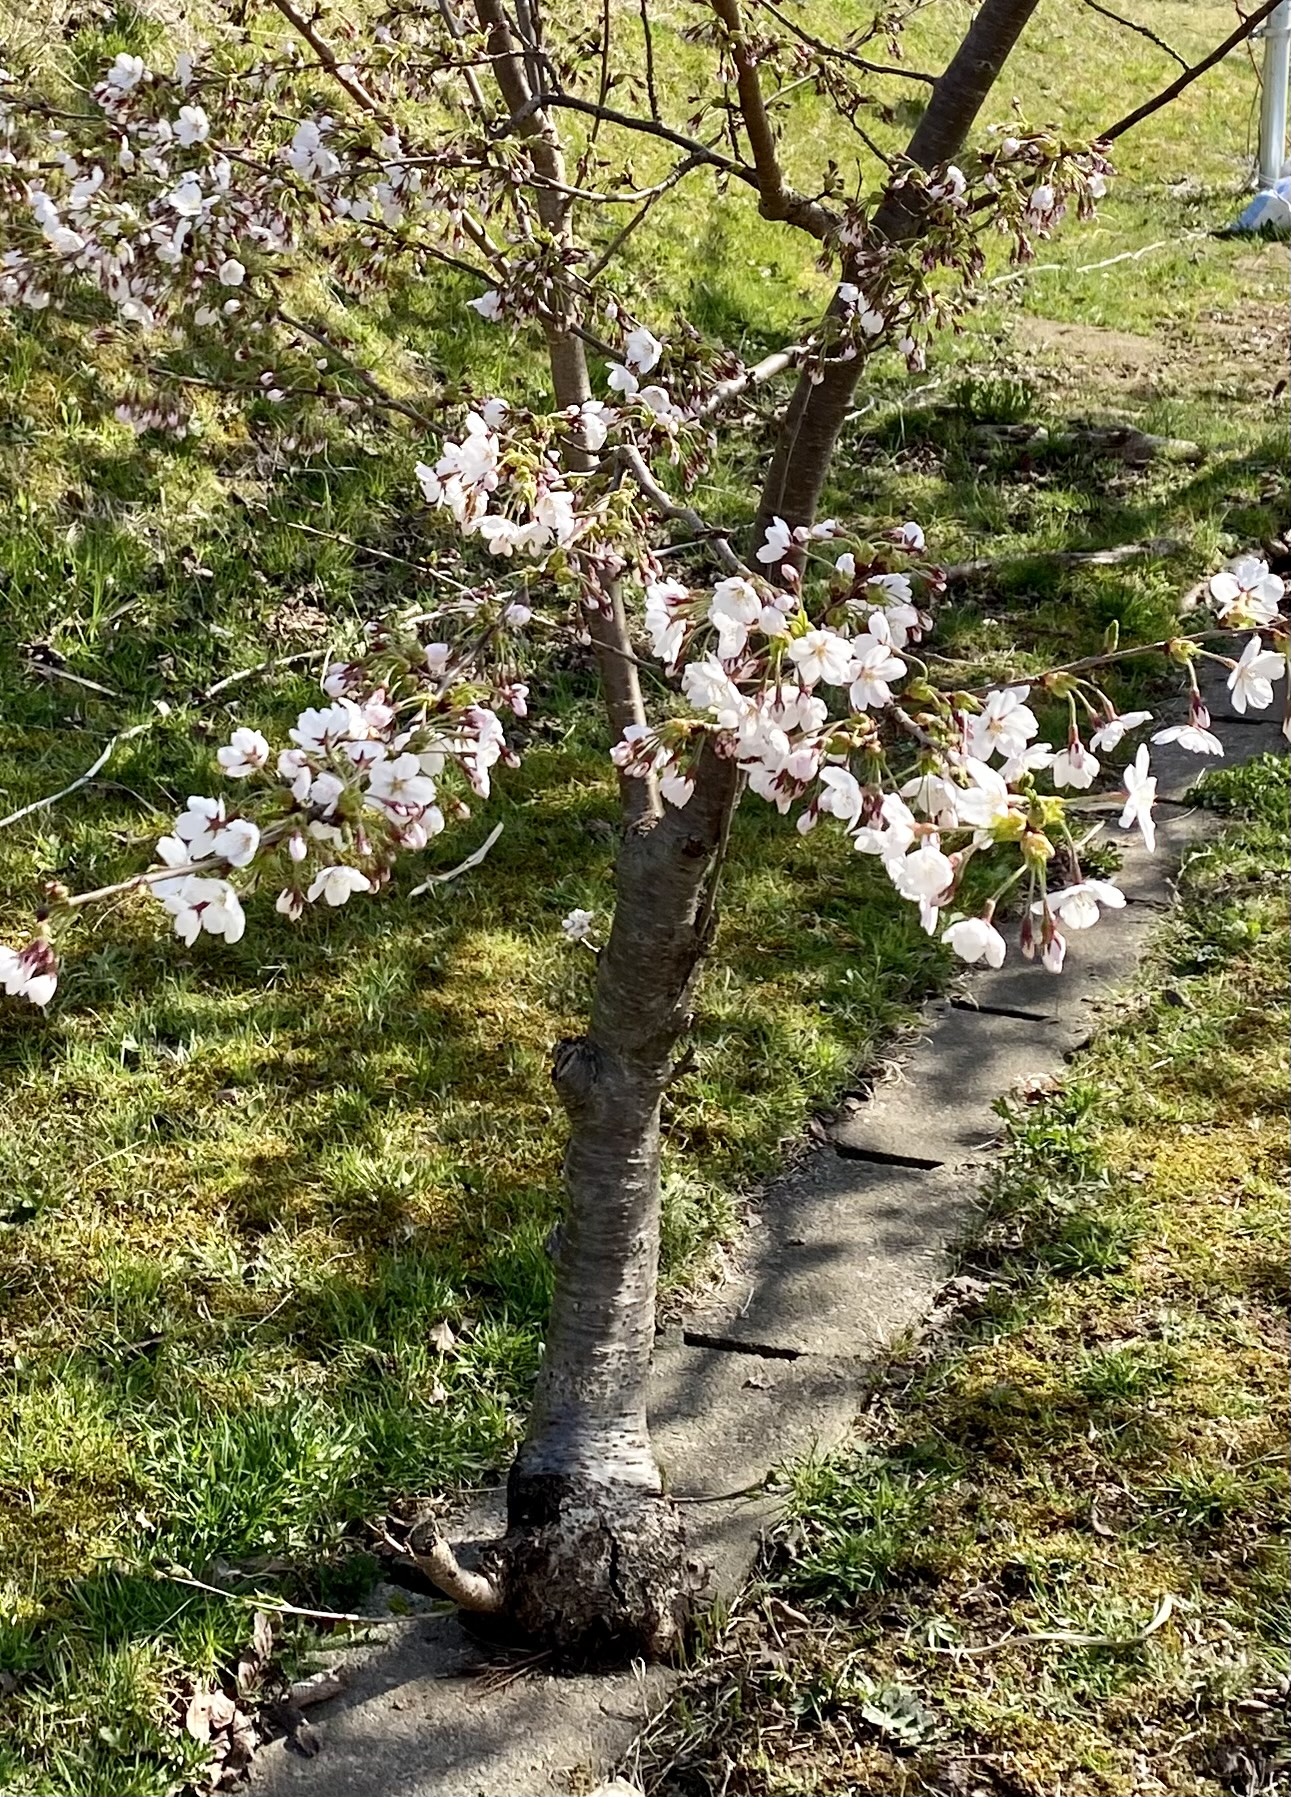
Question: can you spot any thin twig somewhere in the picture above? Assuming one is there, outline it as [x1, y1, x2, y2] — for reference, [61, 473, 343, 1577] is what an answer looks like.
[1079, 0, 1188, 68]
[747, 0, 936, 82]
[0, 722, 154, 832]
[162, 1571, 430, 1627]
[617, 446, 747, 575]
[22, 660, 120, 699]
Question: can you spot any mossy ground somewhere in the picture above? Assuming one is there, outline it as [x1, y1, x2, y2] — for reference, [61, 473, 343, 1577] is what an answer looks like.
[0, 1, 1287, 1791]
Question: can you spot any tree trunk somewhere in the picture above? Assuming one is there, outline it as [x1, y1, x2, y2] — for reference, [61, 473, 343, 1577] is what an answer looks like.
[484, 745, 738, 1655]
[754, 0, 1043, 546]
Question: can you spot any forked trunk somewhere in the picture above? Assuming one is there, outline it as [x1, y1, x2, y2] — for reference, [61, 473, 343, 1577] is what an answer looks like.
[753, 0, 1043, 545]
[483, 748, 738, 1654]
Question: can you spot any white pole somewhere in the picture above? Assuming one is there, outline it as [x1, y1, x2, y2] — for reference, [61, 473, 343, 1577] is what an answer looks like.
[1258, 0, 1291, 191]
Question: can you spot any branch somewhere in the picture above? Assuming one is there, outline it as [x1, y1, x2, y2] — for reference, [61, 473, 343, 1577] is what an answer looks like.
[695, 342, 808, 419]
[201, 650, 323, 702]
[0, 722, 153, 832]
[707, 0, 839, 239]
[747, 0, 937, 83]
[1079, 0, 1188, 69]
[616, 446, 748, 575]
[1099, 0, 1284, 142]
[526, 91, 759, 191]
[278, 311, 438, 428]
[263, 0, 385, 113]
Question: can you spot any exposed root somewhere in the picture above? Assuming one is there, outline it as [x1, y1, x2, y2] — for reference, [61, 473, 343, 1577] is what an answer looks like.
[377, 1527, 503, 1615]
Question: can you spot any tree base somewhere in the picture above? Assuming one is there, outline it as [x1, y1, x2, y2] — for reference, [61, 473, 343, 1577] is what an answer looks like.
[482, 1472, 707, 1660]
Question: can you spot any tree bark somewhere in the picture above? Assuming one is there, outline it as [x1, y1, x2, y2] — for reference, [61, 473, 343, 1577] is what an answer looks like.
[754, 0, 1043, 548]
[485, 745, 738, 1654]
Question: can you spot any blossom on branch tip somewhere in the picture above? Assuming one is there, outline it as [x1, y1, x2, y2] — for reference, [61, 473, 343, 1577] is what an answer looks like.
[173, 796, 225, 859]
[788, 628, 853, 689]
[1039, 880, 1126, 931]
[163, 878, 245, 945]
[0, 939, 59, 1007]
[105, 53, 146, 92]
[468, 289, 503, 322]
[1090, 710, 1152, 753]
[1209, 556, 1284, 628]
[889, 837, 954, 903]
[757, 517, 793, 565]
[175, 105, 210, 146]
[1051, 740, 1099, 790]
[660, 770, 695, 809]
[624, 326, 662, 373]
[212, 818, 260, 868]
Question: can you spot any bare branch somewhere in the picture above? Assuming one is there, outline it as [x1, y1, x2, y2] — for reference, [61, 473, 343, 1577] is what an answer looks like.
[1099, 0, 1284, 142]
[747, 0, 937, 83]
[263, 0, 385, 113]
[616, 446, 748, 575]
[695, 342, 808, 418]
[1079, 0, 1188, 69]
[525, 91, 760, 191]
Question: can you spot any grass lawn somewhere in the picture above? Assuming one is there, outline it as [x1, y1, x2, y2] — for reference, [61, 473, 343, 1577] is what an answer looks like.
[0, 0, 1288, 1790]
[632, 754, 1290, 1796]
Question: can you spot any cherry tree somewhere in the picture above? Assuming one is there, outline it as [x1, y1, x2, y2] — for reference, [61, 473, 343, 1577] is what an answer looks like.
[2, 0, 1287, 1652]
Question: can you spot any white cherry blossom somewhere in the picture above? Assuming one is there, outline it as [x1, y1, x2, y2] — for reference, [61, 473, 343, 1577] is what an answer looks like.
[174, 796, 225, 858]
[817, 766, 864, 828]
[889, 837, 954, 903]
[624, 326, 662, 372]
[659, 770, 695, 809]
[307, 865, 371, 906]
[969, 687, 1038, 762]
[708, 577, 762, 660]
[212, 818, 260, 868]
[847, 633, 906, 710]
[1209, 556, 1284, 627]
[561, 907, 596, 942]
[1090, 710, 1152, 752]
[1151, 723, 1223, 756]
[468, 289, 503, 321]
[1227, 635, 1285, 714]
[757, 517, 793, 565]
[217, 727, 270, 777]
[1041, 927, 1067, 973]
[788, 628, 853, 688]
[1118, 745, 1157, 852]
[943, 915, 1006, 966]
[1051, 741, 1099, 789]
[1040, 879, 1126, 931]
[367, 753, 439, 811]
